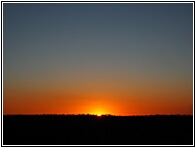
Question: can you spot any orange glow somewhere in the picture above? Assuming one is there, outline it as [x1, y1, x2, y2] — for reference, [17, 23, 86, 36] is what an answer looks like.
[3, 84, 193, 115]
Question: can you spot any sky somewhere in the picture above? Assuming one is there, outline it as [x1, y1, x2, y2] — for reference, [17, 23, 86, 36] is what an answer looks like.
[3, 3, 193, 115]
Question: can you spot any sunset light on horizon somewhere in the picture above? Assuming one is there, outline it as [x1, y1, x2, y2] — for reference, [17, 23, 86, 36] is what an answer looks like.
[3, 2, 193, 116]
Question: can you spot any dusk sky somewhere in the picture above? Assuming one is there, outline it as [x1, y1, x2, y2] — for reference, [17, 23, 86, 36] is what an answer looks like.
[3, 3, 193, 115]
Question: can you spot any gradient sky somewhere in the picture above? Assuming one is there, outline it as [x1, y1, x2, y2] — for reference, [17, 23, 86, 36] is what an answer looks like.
[3, 3, 193, 115]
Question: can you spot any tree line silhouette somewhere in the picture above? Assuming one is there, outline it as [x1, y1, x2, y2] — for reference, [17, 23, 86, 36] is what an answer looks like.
[3, 114, 193, 145]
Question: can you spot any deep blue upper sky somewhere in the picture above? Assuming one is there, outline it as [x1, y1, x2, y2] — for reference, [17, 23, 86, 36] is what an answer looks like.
[4, 3, 193, 80]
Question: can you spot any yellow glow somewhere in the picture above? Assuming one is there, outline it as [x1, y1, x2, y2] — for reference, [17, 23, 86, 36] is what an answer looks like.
[97, 114, 102, 117]
[87, 98, 113, 115]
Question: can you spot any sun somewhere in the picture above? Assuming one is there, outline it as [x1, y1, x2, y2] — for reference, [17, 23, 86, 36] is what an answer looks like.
[97, 114, 102, 117]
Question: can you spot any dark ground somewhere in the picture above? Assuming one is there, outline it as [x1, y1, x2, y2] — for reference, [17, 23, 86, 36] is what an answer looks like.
[3, 115, 193, 145]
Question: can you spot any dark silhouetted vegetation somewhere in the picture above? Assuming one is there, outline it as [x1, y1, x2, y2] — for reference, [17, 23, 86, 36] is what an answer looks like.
[3, 114, 193, 145]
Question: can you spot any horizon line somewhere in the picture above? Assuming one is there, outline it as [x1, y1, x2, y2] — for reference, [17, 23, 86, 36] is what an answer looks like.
[3, 113, 193, 116]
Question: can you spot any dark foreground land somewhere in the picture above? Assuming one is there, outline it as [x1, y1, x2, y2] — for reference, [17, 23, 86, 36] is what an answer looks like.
[3, 115, 193, 145]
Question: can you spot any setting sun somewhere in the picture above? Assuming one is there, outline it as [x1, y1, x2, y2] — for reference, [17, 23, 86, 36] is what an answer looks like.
[97, 114, 102, 117]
